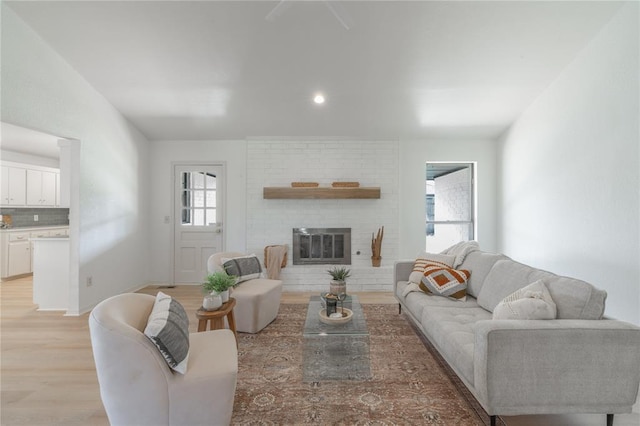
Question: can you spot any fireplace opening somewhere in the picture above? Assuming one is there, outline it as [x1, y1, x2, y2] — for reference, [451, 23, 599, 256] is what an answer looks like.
[293, 228, 351, 265]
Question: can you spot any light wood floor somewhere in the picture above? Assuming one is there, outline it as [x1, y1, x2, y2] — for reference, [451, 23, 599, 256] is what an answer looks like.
[0, 277, 395, 425]
[1, 276, 638, 426]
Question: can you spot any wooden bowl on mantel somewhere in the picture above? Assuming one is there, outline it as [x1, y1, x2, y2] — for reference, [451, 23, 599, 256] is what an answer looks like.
[331, 182, 360, 188]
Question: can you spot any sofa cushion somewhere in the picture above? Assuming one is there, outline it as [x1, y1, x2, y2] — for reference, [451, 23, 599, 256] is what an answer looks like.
[409, 252, 455, 284]
[458, 251, 509, 298]
[419, 265, 470, 301]
[544, 275, 606, 320]
[144, 292, 190, 374]
[396, 280, 481, 323]
[477, 259, 607, 319]
[421, 305, 492, 386]
[222, 254, 262, 284]
[493, 279, 557, 320]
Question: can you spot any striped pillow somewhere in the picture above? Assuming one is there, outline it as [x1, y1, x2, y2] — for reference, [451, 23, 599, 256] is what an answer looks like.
[144, 292, 190, 374]
[419, 265, 471, 301]
[409, 252, 455, 284]
[222, 254, 262, 284]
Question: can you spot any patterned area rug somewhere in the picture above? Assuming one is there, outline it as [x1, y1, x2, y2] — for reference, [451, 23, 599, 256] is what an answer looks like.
[232, 304, 493, 425]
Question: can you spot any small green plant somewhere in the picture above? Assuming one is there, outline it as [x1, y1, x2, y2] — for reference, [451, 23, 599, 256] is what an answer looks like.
[327, 266, 351, 281]
[202, 272, 236, 294]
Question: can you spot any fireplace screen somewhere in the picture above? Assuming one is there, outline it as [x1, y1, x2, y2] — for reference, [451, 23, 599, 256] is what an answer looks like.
[293, 228, 351, 265]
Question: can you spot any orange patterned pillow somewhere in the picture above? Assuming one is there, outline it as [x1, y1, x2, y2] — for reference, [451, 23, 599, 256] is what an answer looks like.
[419, 265, 471, 301]
[409, 252, 455, 283]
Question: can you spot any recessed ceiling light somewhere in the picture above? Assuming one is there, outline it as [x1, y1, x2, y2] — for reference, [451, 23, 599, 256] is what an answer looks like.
[313, 94, 325, 104]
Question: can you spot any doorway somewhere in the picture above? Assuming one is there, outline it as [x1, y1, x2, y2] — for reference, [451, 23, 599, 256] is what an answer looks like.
[173, 164, 224, 283]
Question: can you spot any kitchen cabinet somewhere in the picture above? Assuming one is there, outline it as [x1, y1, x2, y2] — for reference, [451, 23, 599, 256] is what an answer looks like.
[1, 226, 69, 279]
[27, 170, 57, 206]
[56, 173, 61, 206]
[0, 165, 27, 205]
[6, 232, 31, 277]
[49, 228, 68, 237]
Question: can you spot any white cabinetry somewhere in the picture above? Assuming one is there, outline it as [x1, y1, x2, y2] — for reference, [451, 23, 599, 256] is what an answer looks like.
[0, 166, 27, 205]
[1, 162, 60, 207]
[26, 170, 57, 206]
[1, 226, 69, 279]
[5, 232, 31, 277]
[56, 173, 61, 206]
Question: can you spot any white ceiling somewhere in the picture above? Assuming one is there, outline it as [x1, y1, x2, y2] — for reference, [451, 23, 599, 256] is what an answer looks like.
[6, 1, 625, 141]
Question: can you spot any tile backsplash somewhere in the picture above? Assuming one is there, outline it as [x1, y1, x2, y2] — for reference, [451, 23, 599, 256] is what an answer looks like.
[0, 208, 69, 228]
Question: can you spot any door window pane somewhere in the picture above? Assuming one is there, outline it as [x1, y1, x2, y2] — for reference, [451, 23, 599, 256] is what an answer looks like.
[205, 209, 216, 225]
[181, 171, 217, 226]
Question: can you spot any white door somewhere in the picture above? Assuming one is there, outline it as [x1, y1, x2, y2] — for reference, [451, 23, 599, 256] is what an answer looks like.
[173, 164, 224, 283]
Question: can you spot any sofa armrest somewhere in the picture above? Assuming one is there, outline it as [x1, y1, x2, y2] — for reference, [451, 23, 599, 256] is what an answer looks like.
[473, 319, 640, 415]
[394, 260, 413, 284]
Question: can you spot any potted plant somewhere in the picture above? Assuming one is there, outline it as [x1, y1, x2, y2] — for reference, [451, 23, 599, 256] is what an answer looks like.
[202, 272, 236, 310]
[327, 266, 351, 295]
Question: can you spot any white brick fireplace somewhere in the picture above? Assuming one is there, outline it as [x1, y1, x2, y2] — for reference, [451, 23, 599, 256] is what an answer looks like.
[246, 139, 399, 292]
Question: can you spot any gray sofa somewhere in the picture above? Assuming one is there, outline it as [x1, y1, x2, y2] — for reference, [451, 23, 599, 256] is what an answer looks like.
[394, 244, 640, 426]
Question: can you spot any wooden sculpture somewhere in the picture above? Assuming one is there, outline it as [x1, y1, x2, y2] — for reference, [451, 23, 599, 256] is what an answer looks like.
[371, 226, 384, 267]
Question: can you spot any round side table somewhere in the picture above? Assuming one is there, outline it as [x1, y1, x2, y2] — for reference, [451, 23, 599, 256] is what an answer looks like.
[196, 297, 237, 346]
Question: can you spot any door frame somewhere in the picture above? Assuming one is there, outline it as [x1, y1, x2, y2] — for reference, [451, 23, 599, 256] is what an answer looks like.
[170, 161, 226, 284]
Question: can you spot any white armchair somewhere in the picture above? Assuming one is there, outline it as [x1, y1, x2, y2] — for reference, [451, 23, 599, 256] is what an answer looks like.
[89, 293, 237, 426]
[208, 252, 282, 333]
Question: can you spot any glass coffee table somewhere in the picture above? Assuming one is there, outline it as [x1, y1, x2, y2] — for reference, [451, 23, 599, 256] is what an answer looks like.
[302, 295, 371, 382]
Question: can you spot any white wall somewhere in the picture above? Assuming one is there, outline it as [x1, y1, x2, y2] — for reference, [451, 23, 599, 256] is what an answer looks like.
[399, 139, 499, 258]
[246, 139, 399, 292]
[1, 6, 151, 314]
[148, 140, 247, 283]
[498, 2, 639, 325]
[148, 137, 498, 291]
[0, 150, 59, 169]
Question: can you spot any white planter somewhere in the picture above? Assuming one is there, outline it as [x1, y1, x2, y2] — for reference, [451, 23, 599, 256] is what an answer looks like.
[203, 293, 223, 311]
[330, 280, 347, 295]
[220, 289, 230, 303]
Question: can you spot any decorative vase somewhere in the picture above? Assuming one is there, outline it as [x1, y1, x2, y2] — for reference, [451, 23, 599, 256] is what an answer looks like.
[220, 289, 230, 303]
[330, 280, 347, 296]
[203, 293, 222, 311]
[325, 297, 337, 316]
[371, 256, 382, 267]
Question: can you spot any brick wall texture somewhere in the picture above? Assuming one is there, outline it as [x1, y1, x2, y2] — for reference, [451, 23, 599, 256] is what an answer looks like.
[246, 140, 398, 292]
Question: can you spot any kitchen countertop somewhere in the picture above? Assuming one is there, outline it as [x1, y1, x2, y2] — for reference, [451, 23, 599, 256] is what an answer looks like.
[0, 225, 69, 232]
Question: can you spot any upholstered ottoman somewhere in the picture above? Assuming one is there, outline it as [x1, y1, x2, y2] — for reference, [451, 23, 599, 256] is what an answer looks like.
[208, 252, 283, 334]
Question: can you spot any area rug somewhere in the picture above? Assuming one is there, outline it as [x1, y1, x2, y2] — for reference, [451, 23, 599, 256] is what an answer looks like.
[232, 304, 496, 425]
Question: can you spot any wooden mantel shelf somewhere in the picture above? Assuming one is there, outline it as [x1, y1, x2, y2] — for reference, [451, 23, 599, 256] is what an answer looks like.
[263, 187, 381, 199]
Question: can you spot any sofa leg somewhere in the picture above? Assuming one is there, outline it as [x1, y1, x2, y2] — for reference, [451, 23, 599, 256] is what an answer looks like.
[607, 413, 614, 426]
[489, 415, 496, 426]
[398, 304, 402, 314]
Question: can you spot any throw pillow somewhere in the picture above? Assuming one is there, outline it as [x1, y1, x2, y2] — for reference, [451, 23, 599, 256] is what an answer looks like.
[493, 279, 557, 320]
[439, 241, 480, 268]
[222, 254, 262, 284]
[409, 252, 456, 284]
[144, 291, 190, 374]
[419, 265, 470, 301]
